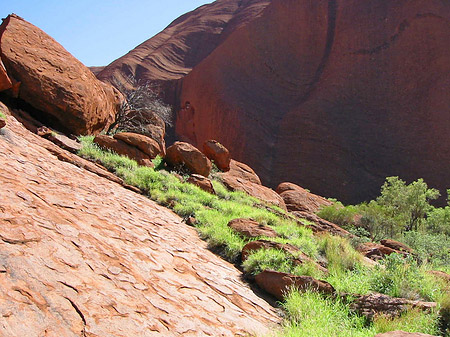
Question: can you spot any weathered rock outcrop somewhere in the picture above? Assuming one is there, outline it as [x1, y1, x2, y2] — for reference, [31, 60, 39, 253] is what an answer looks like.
[187, 174, 216, 194]
[255, 270, 335, 300]
[276, 182, 333, 213]
[0, 105, 280, 336]
[97, 0, 271, 92]
[351, 293, 436, 319]
[178, 0, 450, 204]
[166, 141, 212, 177]
[218, 160, 286, 209]
[228, 218, 278, 239]
[0, 14, 122, 135]
[356, 242, 408, 260]
[94, 134, 154, 167]
[203, 139, 231, 172]
[114, 132, 163, 158]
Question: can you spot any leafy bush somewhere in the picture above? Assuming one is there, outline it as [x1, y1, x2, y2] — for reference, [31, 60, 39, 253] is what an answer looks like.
[399, 231, 450, 271]
[376, 176, 439, 232]
[369, 253, 444, 301]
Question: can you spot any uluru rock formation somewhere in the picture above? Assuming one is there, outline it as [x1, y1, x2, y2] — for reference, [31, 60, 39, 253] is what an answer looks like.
[176, 0, 450, 204]
[0, 103, 279, 336]
[97, 0, 271, 93]
[0, 14, 121, 135]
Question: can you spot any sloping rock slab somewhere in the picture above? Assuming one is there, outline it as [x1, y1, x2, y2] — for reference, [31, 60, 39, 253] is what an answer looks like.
[351, 293, 436, 319]
[255, 270, 335, 301]
[228, 218, 278, 239]
[0, 112, 280, 336]
[276, 182, 333, 213]
[0, 14, 121, 135]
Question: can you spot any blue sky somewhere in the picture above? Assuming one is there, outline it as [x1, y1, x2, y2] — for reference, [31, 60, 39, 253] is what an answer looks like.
[1, 1, 212, 66]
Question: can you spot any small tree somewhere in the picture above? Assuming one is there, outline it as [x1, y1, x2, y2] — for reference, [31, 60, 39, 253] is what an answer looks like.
[107, 74, 173, 135]
[376, 177, 440, 232]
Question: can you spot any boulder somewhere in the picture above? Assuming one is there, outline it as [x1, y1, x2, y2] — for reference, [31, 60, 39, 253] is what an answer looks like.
[0, 60, 12, 92]
[228, 218, 278, 239]
[351, 293, 436, 319]
[97, 0, 271, 94]
[292, 211, 353, 237]
[166, 141, 212, 177]
[0, 14, 122, 135]
[374, 332, 440, 337]
[114, 132, 162, 159]
[276, 182, 333, 213]
[255, 270, 335, 300]
[218, 159, 286, 209]
[356, 242, 407, 260]
[380, 239, 413, 253]
[187, 174, 215, 194]
[93, 135, 153, 167]
[223, 159, 262, 185]
[203, 140, 231, 171]
[241, 240, 328, 274]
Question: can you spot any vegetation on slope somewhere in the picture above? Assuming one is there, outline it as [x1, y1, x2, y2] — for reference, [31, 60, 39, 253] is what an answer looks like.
[78, 136, 449, 337]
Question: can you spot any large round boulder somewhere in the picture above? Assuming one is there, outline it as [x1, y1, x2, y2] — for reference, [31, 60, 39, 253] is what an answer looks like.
[165, 141, 212, 177]
[0, 14, 122, 135]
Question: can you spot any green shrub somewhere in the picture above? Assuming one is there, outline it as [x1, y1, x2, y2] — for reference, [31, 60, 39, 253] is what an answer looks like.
[243, 249, 294, 275]
[317, 202, 358, 228]
[318, 235, 363, 273]
[369, 254, 444, 301]
[373, 308, 440, 335]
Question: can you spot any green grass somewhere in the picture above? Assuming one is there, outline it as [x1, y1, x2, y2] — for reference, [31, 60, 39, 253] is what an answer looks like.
[78, 136, 448, 337]
[273, 290, 440, 337]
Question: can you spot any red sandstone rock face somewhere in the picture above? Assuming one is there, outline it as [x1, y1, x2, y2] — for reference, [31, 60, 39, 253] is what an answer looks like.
[0, 104, 279, 336]
[97, 0, 271, 92]
[0, 60, 12, 92]
[0, 15, 121, 135]
[178, 0, 450, 204]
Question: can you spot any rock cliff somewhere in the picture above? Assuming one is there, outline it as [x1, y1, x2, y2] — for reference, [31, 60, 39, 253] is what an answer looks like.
[97, 0, 271, 94]
[178, 0, 450, 203]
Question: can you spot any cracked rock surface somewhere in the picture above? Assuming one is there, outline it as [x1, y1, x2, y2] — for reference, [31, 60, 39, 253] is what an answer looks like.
[0, 111, 279, 336]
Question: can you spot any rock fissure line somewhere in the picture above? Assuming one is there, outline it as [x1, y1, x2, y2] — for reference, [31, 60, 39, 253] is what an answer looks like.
[65, 297, 87, 327]
[352, 12, 449, 55]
